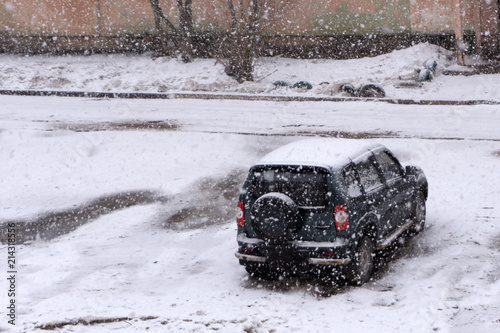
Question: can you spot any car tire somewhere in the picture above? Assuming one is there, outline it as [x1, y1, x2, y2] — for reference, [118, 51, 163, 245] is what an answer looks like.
[340, 83, 356, 96]
[345, 236, 374, 285]
[410, 191, 426, 235]
[250, 193, 300, 243]
[358, 84, 386, 98]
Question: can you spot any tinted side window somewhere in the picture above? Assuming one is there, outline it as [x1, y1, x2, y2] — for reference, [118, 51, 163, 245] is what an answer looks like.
[343, 165, 362, 198]
[355, 159, 383, 192]
[374, 151, 402, 181]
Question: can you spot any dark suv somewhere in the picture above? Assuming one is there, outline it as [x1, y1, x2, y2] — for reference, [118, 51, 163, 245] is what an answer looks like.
[235, 139, 428, 285]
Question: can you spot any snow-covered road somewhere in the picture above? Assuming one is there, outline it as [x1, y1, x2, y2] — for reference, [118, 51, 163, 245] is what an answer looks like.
[1, 95, 499, 332]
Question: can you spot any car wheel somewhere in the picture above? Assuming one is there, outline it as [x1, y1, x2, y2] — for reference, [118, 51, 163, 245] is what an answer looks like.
[358, 84, 386, 98]
[250, 193, 300, 243]
[340, 83, 357, 96]
[345, 236, 374, 285]
[410, 191, 426, 235]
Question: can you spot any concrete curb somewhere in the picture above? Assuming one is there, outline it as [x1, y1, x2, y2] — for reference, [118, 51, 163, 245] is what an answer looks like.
[1, 89, 499, 106]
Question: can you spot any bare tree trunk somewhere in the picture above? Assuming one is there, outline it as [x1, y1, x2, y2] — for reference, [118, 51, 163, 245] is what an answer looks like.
[219, 0, 294, 82]
[227, 0, 237, 31]
[150, 0, 163, 33]
[223, 34, 255, 83]
[150, 0, 173, 55]
[453, 0, 465, 66]
[472, 0, 482, 54]
[222, 0, 261, 83]
[150, 0, 178, 33]
[149, 0, 193, 62]
[177, 0, 194, 62]
[95, 0, 102, 36]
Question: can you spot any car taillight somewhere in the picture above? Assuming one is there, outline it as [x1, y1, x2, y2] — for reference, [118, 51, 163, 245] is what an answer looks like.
[334, 205, 348, 231]
[236, 201, 245, 226]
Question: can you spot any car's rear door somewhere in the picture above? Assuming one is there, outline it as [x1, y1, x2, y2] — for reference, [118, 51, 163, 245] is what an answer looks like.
[352, 154, 390, 237]
[372, 150, 413, 228]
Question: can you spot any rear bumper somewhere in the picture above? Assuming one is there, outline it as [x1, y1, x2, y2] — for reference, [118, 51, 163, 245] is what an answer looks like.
[235, 252, 351, 265]
[236, 233, 351, 266]
[235, 252, 267, 263]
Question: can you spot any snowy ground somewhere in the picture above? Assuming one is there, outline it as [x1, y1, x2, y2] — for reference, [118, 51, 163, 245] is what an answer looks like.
[1, 44, 500, 332]
[1, 43, 500, 102]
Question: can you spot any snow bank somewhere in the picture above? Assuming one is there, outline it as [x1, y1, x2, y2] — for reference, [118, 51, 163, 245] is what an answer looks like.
[1, 43, 499, 102]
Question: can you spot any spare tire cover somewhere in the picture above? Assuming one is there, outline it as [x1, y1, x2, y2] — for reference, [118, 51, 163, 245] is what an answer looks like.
[251, 192, 301, 243]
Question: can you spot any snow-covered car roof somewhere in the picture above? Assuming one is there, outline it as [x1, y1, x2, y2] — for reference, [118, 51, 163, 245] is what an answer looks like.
[256, 139, 384, 170]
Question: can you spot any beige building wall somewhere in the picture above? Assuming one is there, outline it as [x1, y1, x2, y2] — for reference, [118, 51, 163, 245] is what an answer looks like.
[99, 0, 155, 35]
[0, 0, 498, 36]
[0, 0, 156, 35]
[1, 0, 98, 35]
[410, 0, 498, 35]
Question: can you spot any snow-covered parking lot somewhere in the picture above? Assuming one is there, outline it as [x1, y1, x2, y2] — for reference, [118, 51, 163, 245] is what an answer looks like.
[0, 94, 499, 332]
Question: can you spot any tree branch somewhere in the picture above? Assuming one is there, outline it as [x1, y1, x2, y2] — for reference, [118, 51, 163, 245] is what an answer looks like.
[227, 0, 237, 32]
[150, 0, 178, 33]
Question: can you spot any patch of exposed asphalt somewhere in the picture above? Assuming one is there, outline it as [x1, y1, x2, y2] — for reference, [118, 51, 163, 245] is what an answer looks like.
[294, 130, 500, 142]
[43, 120, 179, 132]
[36, 316, 158, 330]
[493, 150, 500, 158]
[157, 169, 247, 230]
[298, 130, 398, 139]
[0, 190, 167, 245]
[36, 316, 251, 331]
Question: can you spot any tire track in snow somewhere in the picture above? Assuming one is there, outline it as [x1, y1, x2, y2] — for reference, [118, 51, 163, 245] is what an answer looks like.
[0, 190, 167, 245]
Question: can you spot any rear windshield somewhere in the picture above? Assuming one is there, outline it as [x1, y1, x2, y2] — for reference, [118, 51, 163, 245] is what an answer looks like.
[248, 166, 328, 208]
